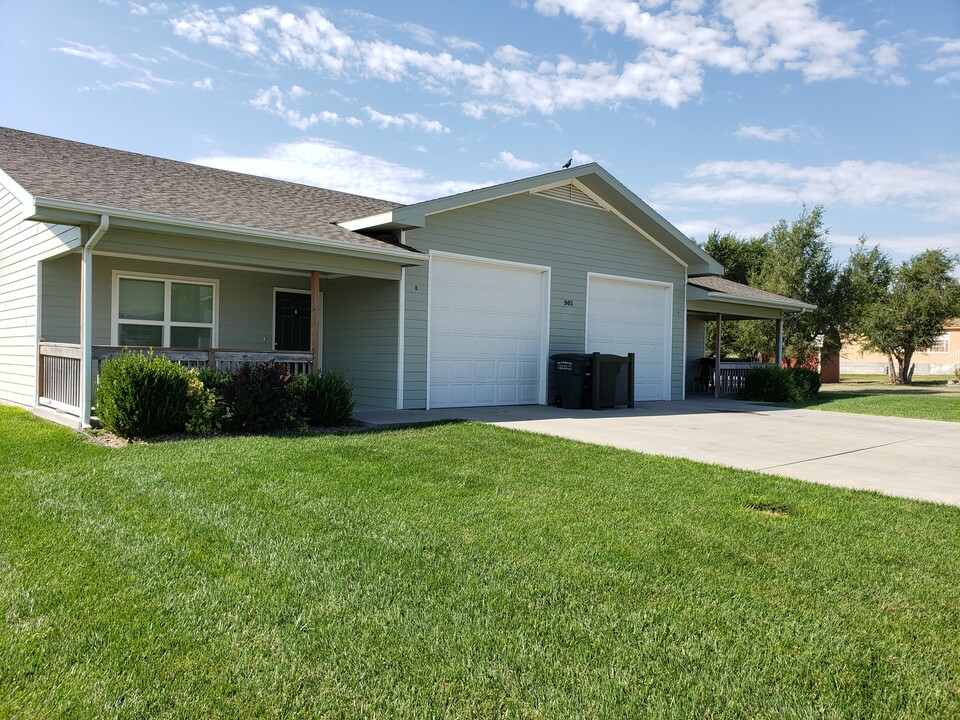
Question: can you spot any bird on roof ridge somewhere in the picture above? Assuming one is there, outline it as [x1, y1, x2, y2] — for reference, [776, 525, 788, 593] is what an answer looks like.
[562, 158, 572, 169]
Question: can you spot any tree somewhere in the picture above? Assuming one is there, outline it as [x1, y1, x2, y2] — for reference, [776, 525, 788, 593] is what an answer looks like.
[860, 249, 960, 384]
[751, 205, 842, 365]
[701, 231, 769, 359]
[838, 237, 893, 342]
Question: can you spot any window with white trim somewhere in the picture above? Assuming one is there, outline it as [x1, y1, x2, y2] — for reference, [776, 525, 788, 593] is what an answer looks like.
[114, 273, 217, 349]
[926, 333, 949, 353]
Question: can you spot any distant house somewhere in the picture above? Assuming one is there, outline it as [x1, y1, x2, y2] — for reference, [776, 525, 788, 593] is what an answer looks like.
[0, 127, 813, 427]
[841, 319, 960, 376]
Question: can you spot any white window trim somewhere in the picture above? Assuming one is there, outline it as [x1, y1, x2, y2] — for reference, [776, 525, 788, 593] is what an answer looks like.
[926, 333, 950, 354]
[111, 270, 219, 348]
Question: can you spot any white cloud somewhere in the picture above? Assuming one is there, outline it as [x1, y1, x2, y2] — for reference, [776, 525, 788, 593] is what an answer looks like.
[571, 149, 595, 164]
[166, 2, 913, 118]
[734, 123, 818, 142]
[444, 36, 483, 52]
[192, 77, 213, 91]
[830, 233, 960, 257]
[53, 41, 122, 68]
[192, 140, 484, 204]
[488, 151, 542, 171]
[362, 106, 449, 133]
[129, 1, 167, 16]
[250, 86, 361, 130]
[921, 37, 960, 84]
[653, 159, 960, 223]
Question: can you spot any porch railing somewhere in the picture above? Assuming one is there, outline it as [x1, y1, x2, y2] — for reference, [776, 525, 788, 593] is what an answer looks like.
[716, 361, 775, 397]
[37, 343, 314, 417]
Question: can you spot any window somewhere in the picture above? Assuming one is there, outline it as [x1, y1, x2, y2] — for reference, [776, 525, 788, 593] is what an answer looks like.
[926, 333, 949, 354]
[114, 273, 217, 348]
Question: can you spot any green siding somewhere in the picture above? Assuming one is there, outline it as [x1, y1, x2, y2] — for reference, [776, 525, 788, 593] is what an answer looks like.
[41, 253, 81, 343]
[324, 276, 399, 409]
[402, 192, 687, 408]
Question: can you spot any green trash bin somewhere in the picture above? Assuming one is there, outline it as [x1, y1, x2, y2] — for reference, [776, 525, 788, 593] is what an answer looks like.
[551, 353, 592, 409]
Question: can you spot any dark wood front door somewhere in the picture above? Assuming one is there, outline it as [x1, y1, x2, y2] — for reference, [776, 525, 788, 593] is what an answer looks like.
[275, 291, 311, 351]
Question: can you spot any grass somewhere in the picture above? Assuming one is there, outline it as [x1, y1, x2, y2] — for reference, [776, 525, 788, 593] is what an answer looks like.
[2, 406, 959, 718]
[776, 374, 960, 422]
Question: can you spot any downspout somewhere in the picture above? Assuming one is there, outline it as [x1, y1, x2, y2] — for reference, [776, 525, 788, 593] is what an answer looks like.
[80, 215, 109, 428]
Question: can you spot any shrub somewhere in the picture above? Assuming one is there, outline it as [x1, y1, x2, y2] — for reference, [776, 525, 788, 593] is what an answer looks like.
[293, 370, 355, 427]
[786, 367, 822, 400]
[741, 365, 822, 402]
[220, 362, 303, 433]
[95, 351, 191, 437]
[741, 366, 796, 402]
[184, 369, 229, 436]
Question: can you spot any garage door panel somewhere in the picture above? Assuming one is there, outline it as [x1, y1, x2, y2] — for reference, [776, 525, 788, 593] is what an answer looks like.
[587, 276, 670, 402]
[430, 256, 546, 408]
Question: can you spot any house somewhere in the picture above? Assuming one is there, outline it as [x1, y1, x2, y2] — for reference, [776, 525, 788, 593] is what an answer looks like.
[840, 320, 960, 376]
[0, 127, 814, 428]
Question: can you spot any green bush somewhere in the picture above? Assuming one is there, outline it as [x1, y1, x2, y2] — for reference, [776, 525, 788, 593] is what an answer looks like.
[292, 370, 355, 427]
[95, 351, 191, 437]
[741, 366, 796, 402]
[221, 362, 304, 433]
[184, 369, 230, 436]
[786, 367, 822, 400]
[741, 365, 822, 402]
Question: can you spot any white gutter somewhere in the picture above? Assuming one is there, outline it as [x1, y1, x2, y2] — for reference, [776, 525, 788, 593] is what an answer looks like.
[80, 214, 109, 428]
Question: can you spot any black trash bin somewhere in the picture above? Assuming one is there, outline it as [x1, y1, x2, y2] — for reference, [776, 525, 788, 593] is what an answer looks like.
[551, 353, 592, 409]
[594, 353, 627, 408]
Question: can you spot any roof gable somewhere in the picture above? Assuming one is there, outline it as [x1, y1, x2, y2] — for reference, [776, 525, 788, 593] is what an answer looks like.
[340, 163, 722, 275]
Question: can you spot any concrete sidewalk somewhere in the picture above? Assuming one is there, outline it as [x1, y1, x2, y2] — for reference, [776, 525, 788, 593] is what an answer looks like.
[354, 399, 960, 506]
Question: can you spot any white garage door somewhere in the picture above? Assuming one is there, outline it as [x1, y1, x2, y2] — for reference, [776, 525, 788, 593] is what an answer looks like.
[429, 254, 547, 408]
[586, 274, 671, 401]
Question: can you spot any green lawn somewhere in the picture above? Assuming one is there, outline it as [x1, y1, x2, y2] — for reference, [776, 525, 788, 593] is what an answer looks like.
[2, 407, 959, 718]
[778, 375, 960, 422]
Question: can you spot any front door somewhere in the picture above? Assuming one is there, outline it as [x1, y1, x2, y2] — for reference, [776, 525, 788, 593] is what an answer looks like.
[274, 290, 311, 351]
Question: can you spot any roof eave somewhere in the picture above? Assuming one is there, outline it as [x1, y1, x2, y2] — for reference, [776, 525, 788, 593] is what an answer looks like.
[31, 197, 425, 265]
[695, 288, 817, 313]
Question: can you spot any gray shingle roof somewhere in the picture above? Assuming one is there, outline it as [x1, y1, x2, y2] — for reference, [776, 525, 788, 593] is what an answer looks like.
[0, 127, 410, 253]
[687, 275, 812, 307]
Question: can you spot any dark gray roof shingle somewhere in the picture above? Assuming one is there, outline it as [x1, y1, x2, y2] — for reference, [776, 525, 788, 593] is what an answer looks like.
[0, 127, 410, 253]
[687, 275, 811, 306]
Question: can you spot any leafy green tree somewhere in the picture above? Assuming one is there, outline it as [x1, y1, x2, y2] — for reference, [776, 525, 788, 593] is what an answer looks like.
[860, 249, 960, 384]
[751, 205, 842, 365]
[837, 237, 893, 343]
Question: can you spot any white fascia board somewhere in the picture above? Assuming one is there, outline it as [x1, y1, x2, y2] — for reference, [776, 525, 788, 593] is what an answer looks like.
[701, 291, 816, 313]
[0, 167, 38, 220]
[31, 197, 426, 265]
[338, 211, 398, 231]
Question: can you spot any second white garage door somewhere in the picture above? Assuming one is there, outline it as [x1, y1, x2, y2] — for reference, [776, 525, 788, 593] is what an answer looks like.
[429, 254, 548, 408]
[586, 274, 672, 401]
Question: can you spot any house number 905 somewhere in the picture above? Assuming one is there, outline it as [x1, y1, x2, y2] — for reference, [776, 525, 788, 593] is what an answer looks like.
[563, 300, 574, 306]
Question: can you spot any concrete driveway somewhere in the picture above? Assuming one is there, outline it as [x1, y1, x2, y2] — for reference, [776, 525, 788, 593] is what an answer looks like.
[354, 399, 960, 506]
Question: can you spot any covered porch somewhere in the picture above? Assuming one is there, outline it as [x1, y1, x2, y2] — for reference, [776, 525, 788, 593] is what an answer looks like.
[686, 276, 817, 398]
[34, 217, 423, 427]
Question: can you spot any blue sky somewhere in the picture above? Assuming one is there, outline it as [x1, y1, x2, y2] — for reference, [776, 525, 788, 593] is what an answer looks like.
[1, 0, 958, 264]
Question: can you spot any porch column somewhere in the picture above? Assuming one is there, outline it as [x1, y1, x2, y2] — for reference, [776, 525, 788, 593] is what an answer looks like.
[310, 271, 321, 373]
[775, 318, 784, 368]
[714, 312, 722, 399]
[79, 215, 109, 428]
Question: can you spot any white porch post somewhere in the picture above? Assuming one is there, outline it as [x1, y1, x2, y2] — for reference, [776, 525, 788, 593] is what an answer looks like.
[714, 312, 722, 399]
[80, 215, 109, 428]
[310, 271, 321, 373]
[775, 318, 784, 368]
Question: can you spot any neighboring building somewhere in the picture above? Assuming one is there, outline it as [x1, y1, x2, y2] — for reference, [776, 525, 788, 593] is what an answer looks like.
[0, 127, 813, 427]
[841, 320, 960, 376]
